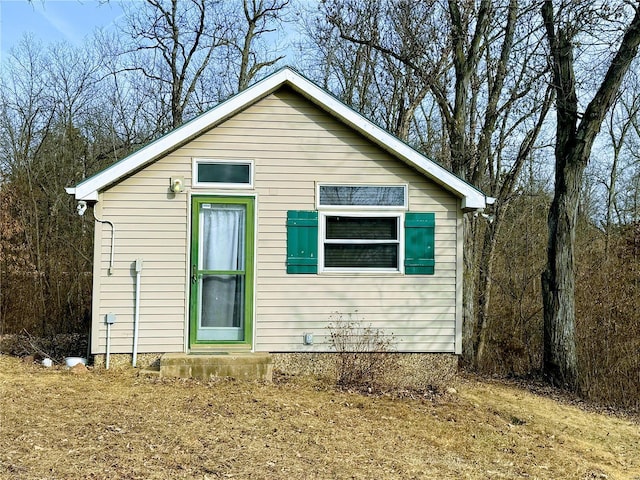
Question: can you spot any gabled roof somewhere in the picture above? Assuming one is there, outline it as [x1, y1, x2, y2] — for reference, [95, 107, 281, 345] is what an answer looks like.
[67, 67, 489, 210]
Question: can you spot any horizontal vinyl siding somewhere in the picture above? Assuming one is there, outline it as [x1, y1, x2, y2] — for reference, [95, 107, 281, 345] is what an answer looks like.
[91, 154, 190, 355]
[91, 87, 461, 354]
[234, 90, 458, 353]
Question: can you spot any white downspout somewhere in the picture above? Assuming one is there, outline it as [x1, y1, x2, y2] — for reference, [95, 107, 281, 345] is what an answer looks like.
[132, 259, 143, 367]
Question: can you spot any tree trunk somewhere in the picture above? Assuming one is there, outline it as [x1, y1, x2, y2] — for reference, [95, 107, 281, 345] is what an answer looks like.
[475, 215, 499, 367]
[540, 0, 640, 390]
[461, 214, 479, 366]
[541, 158, 581, 389]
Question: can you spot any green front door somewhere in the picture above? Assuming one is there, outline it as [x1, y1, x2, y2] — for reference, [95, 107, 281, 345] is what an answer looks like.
[190, 197, 254, 347]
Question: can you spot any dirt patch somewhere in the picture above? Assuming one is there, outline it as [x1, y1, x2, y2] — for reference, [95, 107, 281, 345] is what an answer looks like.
[0, 355, 638, 479]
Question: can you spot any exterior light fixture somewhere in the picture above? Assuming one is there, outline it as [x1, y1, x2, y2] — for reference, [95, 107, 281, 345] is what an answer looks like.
[76, 200, 87, 216]
[170, 176, 184, 193]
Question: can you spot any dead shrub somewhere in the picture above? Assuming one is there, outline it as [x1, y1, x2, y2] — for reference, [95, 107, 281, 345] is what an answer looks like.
[328, 312, 399, 392]
[484, 191, 547, 376]
[0, 331, 88, 363]
[575, 222, 640, 410]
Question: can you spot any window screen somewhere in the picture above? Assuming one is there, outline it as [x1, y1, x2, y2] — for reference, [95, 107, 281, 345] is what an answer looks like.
[319, 185, 406, 207]
[324, 216, 399, 269]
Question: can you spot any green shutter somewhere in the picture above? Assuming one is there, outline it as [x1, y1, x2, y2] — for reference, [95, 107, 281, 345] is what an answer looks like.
[287, 211, 318, 274]
[404, 212, 435, 275]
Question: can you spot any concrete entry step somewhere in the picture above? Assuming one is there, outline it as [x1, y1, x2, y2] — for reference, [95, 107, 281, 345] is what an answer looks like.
[160, 352, 273, 382]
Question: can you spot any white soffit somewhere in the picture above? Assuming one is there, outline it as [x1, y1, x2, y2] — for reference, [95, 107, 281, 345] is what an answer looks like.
[68, 67, 488, 210]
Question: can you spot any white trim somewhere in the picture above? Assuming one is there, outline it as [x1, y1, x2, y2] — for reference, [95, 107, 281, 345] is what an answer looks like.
[455, 204, 464, 354]
[67, 67, 487, 210]
[90, 199, 103, 354]
[192, 158, 254, 189]
[318, 210, 404, 274]
[184, 194, 193, 353]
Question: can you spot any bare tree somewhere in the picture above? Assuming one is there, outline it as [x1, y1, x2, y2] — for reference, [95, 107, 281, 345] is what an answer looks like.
[625, 109, 640, 223]
[120, 0, 230, 128]
[234, 0, 289, 91]
[117, 0, 290, 129]
[0, 37, 57, 311]
[93, 30, 170, 157]
[602, 75, 640, 245]
[0, 37, 100, 334]
[540, 1, 640, 389]
[309, 0, 552, 367]
[299, 1, 434, 140]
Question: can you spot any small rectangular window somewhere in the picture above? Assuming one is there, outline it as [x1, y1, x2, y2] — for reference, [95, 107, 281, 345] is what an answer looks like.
[193, 159, 253, 188]
[323, 215, 400, 270]
[319, 185, 406, 207]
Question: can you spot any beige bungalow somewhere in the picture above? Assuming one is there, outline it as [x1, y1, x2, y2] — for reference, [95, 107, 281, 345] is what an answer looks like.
[66, 67, 490, 376]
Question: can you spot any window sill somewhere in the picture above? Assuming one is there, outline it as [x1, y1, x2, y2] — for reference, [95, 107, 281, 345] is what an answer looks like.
[319, 269, 404, 276]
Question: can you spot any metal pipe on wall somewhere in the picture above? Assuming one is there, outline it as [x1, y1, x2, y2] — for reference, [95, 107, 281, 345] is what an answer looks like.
[105, 312, 116, 369]
[132, 259, 143, 367]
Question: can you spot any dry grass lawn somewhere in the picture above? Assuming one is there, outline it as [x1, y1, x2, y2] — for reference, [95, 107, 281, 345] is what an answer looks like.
[0, 354, 638, 479]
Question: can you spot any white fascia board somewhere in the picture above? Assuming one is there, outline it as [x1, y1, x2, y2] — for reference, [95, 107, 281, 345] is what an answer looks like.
[66, 186, 98, 201]
[69, 67, 487, 210]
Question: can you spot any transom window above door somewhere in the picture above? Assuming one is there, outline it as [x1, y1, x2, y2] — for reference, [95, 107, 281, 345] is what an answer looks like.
[193, 159, 253, 188]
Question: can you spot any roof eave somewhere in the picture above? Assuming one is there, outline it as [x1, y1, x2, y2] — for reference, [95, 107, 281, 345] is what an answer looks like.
[461, 195, 489, 211]
[67, 67, 488, 210]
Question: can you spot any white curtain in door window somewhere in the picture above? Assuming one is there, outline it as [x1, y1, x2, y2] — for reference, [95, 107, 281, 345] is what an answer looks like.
[200, 205, 245, 328]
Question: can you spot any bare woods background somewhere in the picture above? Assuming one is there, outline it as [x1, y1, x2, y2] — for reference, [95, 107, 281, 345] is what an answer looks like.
[1, 0, 638, 409]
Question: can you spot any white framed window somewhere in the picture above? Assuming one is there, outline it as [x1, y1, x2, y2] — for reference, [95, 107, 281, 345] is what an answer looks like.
[317, 184, 408, 209]
[193, 158, 254, 188]
[315, 184, 407, 272]
[319, 211, 404, 272]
